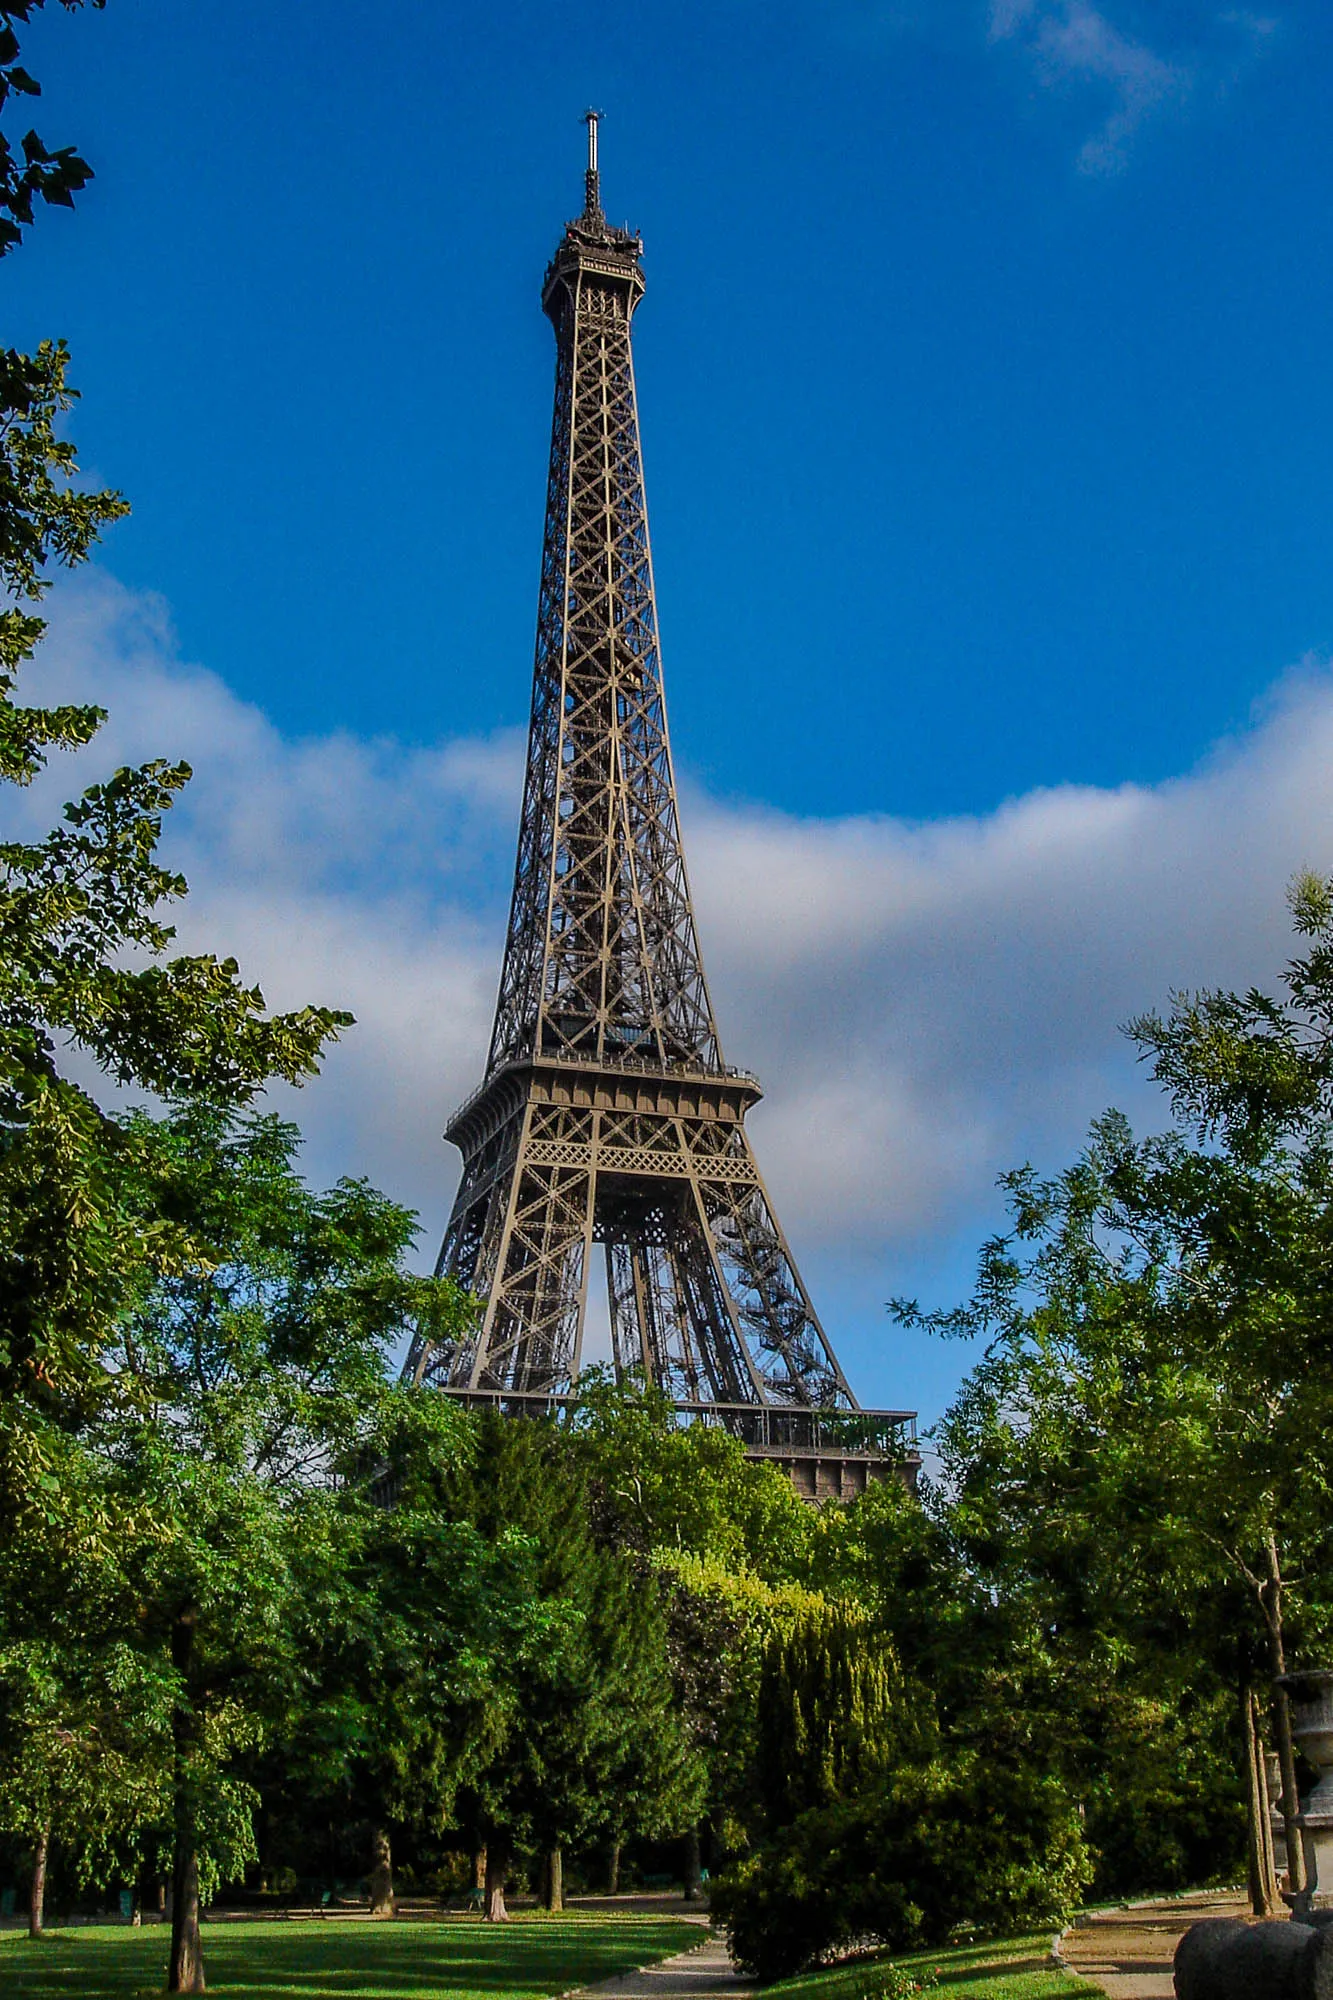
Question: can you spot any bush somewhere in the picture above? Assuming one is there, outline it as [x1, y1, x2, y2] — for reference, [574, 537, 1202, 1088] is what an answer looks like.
[865, 1974, 939, 1999]
[712, 1756, 1090, 1982]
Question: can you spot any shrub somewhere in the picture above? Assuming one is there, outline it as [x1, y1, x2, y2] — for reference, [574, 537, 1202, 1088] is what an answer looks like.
[712, 1756, 1090, 1982]
[865, 1973, 939, 1999]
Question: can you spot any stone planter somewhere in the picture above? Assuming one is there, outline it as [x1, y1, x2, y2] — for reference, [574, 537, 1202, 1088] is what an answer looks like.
[1276, 1670, 1333, 1911]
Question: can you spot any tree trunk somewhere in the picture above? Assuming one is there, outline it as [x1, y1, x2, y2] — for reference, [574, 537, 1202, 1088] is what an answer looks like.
[368, 1827, 394, 1917]
[484, 1848, 508, 1923]
[1243, 1685, 1264, 1914]
[543, 1845, 563, 1913]
[168, 1606, 206, 1993]
[1263, 1533, 1308, 1897]
[1256, 1704, 1280, 1904]
[1244, 1685, 1279, 1916]
[682, 1824, 702, 1903]
[473, 1845, 487, 1897]
[28, 1821, 49, 1939]
[168, 1845, 205, 1993]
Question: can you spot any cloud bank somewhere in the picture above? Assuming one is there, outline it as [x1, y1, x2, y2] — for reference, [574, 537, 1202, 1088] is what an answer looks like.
[693, 674, 1333, 1257]
[9, 572, 1333, 1409]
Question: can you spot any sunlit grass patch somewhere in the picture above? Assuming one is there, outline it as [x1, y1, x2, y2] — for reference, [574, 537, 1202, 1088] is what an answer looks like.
[0, 1912, 701, 2000]
[759, 1934, 1085, 2000]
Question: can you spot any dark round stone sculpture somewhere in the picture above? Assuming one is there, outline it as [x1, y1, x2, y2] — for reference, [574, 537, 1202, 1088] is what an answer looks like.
[1174, 1916, 1333, 1998]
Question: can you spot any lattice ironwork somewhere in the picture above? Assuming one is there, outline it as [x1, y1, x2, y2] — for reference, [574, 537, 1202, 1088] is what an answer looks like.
[404, 118, 891, 1437]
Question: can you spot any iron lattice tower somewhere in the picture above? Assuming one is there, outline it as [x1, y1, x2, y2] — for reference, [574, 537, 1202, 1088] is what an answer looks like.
[407, 120, 913, 1473]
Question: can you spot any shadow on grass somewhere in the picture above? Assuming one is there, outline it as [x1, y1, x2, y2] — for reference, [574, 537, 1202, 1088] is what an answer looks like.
[0, 1914, 701, 2000]
[761, 1936, 1083, 2000]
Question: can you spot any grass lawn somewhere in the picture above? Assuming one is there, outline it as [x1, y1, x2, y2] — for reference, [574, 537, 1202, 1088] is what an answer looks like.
[763, 1935, 1087, 2000]
[0, 1911, 701, 2000]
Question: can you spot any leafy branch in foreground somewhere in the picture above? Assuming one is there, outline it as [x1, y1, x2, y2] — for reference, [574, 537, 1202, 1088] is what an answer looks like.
[0, 3, 105, 258]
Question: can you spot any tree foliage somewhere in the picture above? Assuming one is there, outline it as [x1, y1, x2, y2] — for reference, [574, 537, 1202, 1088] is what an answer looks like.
[895, 874, 1333, 1911]
[714, 1756, 1090, 1982]
[440, 1411, 707, 1902]
[0, 12, 358, 1977]
[0, 4, 103, 258]
[754, 1600, 928, 1830]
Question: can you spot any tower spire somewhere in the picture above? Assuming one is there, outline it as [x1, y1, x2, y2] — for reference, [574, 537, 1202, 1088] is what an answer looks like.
[582, 106, 602, 222]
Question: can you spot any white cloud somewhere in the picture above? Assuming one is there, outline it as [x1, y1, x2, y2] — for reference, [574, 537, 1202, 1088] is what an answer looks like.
[843, 2, 1277, 174]
[988, 0, 1190, 173]
[689, 674, 1333, 1253]
[8, 572, 1333, 1407]
[7, 574, 518, 1238]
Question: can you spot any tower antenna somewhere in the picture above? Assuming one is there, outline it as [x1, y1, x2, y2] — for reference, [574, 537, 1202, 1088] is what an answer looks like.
[583, 106, 602, 219]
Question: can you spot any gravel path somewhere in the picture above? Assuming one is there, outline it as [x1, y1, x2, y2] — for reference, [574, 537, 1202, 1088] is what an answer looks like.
[566, 1930, 747, 2000]
[1058, 1890, 1252, 1997]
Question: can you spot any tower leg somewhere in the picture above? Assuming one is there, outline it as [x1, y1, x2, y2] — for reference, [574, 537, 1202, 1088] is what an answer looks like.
[465, 1106, 597, 1392]
[683, 1173, 770, 1404]
[630, 1242, 660, 1387]
[607, 1240, 650, 1381]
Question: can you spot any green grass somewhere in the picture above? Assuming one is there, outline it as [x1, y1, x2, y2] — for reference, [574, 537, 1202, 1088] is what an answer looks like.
[0, 1912, 701, 2000]
[761, 1935, 1087, 2000]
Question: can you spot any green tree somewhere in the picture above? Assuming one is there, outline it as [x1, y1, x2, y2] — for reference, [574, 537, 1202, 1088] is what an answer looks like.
[701, 1574, 1086, 1982]
[801, 1473, 965, 1665]
[102, 1106, 468, 1989]
[264, 1390, 555, 1916]
[569, 1375, 842, 1888]
[0, 1606, 171, 1933]
[568, 1371, 817, 1577]
[0, 0, 347, 1440]
[903, 875, 1333, 1911]
[0, 12, 353, 1970]
[443, 1412, 704, 1916]
[754, 1600, 930, 1832]
[648, 1551, 821, 1865]
[931, 1323, 1250, 1901]
[0, 1108, 458, 1979]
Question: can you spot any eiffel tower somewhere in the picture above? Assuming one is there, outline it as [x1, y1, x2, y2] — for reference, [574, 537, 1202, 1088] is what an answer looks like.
[406, 117, 916, 1496]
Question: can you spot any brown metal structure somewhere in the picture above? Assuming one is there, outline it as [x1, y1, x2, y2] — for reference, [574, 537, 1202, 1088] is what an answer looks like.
[405, 119, 916, 1482]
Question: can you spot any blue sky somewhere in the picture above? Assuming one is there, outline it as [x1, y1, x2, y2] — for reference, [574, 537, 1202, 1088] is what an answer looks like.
[11, 0, 1333, 1429]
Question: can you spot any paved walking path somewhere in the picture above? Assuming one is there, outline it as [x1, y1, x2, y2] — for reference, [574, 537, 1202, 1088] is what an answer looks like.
[567, 1929, 747, 2000]
[570, 1887, 1262, 2000]
[567, 1896, 712, 1921]
[1059, 1890, 1251, 1998]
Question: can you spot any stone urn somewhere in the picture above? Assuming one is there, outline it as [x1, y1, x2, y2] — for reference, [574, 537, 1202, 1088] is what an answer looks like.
[1277, 1669, 1333, 1910]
